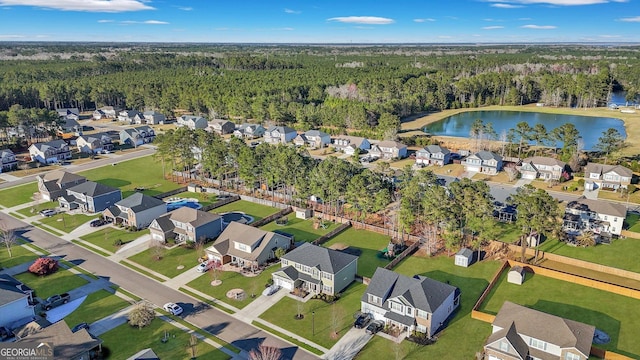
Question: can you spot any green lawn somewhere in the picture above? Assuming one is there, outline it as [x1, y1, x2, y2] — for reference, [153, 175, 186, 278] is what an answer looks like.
[17, 201, 57, 217]
[0, 243, 39, 270]
[79, 155, 181, 198]
[625, 213, 640, 233]
[64, 289, 131, 327]
[259, 283, 366, 350]
[357, 255, 502, 360]
[166, 191, 217, 207]
[100, 319, 230, 360]
[128, 245, 199, 279]
[538, 238, 640, 274]
[38, 212, 99, 233]
[80, 228, 150, 254]
[494, 222, 522, 244]
[14, 268, 89, 299]
[0, 182, 37, 208]
[260, 213, 338, 242]
[322, 228, 391, 278]
[478, 270, 640, 358]
[209, 200, 279, 222]
[187, 264, 279, 309]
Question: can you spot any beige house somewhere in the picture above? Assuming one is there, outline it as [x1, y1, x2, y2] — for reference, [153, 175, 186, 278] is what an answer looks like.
[584, 162, 633, 190]
[369, 141, 408, 159]
[519, 156, 568, 180]
[17, 321, 102, 360]
[332, 136, 371, 155]
[76, 133, 114, 154]
[37, 170, 87, 201]
[150, 207, 223, 243]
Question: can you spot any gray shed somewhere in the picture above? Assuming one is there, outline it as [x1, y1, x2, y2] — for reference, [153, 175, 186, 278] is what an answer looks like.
[508, 266, 525, 285]
[455, 248, 473, 267]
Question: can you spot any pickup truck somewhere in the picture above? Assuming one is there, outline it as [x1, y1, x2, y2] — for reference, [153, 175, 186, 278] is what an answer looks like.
[42, 293, 70, 311]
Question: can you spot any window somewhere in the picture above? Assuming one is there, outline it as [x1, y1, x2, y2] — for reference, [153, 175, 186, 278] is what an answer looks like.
[528, 338, 547, 351]
[322, 272, 333, 280]
[416, 309, 429, 319]
[234, 242, 250, 253]
[499, 341, 509, 352]
[368, 295, 382, 306]
[282, 260, 288, 266]
[323, 285, 333, 293]
[390, 301, 403, 313]
[405, 307, 413, 316]
[564, 352, 580, 360]
[416, 324, 427, 333]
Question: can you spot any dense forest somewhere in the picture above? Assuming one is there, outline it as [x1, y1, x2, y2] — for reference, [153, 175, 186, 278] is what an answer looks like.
[1, 43, 639, 138]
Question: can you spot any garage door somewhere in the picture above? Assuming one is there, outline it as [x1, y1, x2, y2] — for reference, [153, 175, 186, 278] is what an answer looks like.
[152, 233, 164, 241]
[488, 355, 501, 360]
[275, 278, 293, 290]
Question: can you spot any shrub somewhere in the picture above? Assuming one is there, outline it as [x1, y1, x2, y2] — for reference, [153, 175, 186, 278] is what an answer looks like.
[128, 302, 155, 329]
[28, 257, 59, 276]
[113, 239, 123, 247]
[576, 178, 585, 187]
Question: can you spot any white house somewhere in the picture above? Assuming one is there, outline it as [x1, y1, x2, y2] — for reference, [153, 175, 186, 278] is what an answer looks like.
[264, 126, 297, 145]
[332, 136, 371, 155]
[0, 275, 35, 330]
[563, 197, 626, 236]
[463, 151, 503, 175]
[415, 145, 451, 167]
[29, 140, 71, 164]
[0, 149, 18, 172]
[76, 133, 113, 154]
[177, 115, 208, 130]
[584, 162, 633, 190]
[233, 123, 266, 139]
[369, 141, 408, 159]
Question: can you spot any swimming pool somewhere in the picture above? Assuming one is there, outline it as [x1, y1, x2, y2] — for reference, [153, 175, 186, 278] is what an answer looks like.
[166, 199, 203, 211]
[221, 211, 254, 224]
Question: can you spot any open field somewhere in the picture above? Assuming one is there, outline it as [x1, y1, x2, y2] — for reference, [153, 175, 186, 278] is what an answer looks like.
[260, 213, 338, 242]
[80, 228, 150, 254]
[64, 289, 131, 327]
[478, 270, 640, 358]
[15, 268, 89, 299]
[209, 200, 279, 222]
[322, 228, 391, 278]
[0, 242, 39, 269]
[0, 182, 37, 208]
[538, 238, 640, 274]
[128, 245, 198, 279]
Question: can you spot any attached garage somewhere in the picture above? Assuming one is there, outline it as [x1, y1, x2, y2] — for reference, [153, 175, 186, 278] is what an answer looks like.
[274, 277, 293, 290]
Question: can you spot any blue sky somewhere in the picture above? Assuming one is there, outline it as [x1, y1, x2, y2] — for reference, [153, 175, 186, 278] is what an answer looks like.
[0, 0, 638, 43]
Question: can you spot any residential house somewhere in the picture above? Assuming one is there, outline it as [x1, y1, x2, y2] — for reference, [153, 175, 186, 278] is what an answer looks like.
[293, 134, 308, 147]
[484, 301, 594, 360]
[369, 141, 408, 160]
[205, 222, 293, 269]
[29, 140, 72, 164]
[177, 115, 208, 130]
[56, 108, 79, 119]
[103, 192, 167, 229]
[119, 126, 155, 147]
[272, 243, 358, 296]
[92, 106, 119, 120]
[301, 130, 331, 149]
[17, 321, 103, 360]
[76, 133, 114, 154]
[563, 196, 626, 236]
[37, 170, 87, 201]
[0, 275, 35, 330]
[264, 126, 297, 145]
[208, 119, 236, 135]
[584, 162, 633, 190]
[233, 123, 265, 139]
[332, 136, 371, 155]
[519, 156, 569, 180]
[59, 118, 82, 134]
[58, 181, 122, 213]
[117, 110, 141, 123]
[128, 348, 160, 360]
[361, 267, 460, 338]
[415, 145, 451, 167]
[463, 151, 503, 175]
[138, 111, 166, 125]
[0, 149, 17, 172]
[150, 207, 223, 243]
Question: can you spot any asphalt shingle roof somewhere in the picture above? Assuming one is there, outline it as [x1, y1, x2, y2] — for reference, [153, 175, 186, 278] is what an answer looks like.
[67, 181, 120, 197]
[116, 192, 166, 213]
[282, 243, 358, 274]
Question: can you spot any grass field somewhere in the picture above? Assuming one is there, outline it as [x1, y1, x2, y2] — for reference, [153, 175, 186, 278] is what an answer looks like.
[538, 237, 640, 274]
[209, 200, 279, 222]
[494, 222, 522, 244]
[0, 182, 37, 208]
[64, 289, 131, 327]
[186, 264, 278, 309]
[17, 201, 57, 217]
[322, 228, 391, 278]
[624, 213, 640, 233]
[478, 270, 640, 358]
[259, 283, 366, 350]
[14, 268, 89, 299]
[165, 191, 217, 207]
[0, 243, 39, 270]
[356, 255, 502, 360]
[38, 212, 99, 233]
[128, 245, 198, 279]
[260, 213, 338, 242]
[80, 228, 150, 254]
[100, 319, 230, 360]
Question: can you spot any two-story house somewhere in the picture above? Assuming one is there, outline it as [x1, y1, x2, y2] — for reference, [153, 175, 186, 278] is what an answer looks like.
[76, 133, 114, 154]
[264, 126, 297, 145]
[56, 108, 79, 119]
[415, 145, 451, 167]
[563, 196, 626, 236]
[150, 207, 223, 243]
[584, 162, 633, 190]
[137, 111, 166, 125]
[117, 110, 141, 123]
[272, 243, 358, 296]
[93, 106, 120, 120]
[59, 118, 82, 134]
[332, 136, 371, 155]
[233, 123, 266, 139]
[28, 140, 72, 164]
[298, 130, 331, 149]
[37, 170, 87, 201]
[208, 120, 236, 135]
[58, 181, 122, 213]
[206, 222, 293, 270]
[463, 151, 503, 175]
[0, 149, 17, 172]
[119, 126, 155, 147]
[369, 141, 408, 160]
[484, 301, 594, 360]
[17, 321, 103, 360]
[177, 115, 208, 130]
[103, 192, 167, 229]
[0, 274, 35, 330]
[361, 267, 460, 338]
[519, 156, 569, 181]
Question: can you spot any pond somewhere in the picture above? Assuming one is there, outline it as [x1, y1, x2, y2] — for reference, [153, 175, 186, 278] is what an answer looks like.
[422, 110, 626, 150]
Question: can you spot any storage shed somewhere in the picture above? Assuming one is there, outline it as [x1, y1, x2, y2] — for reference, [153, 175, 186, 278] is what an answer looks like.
[455, 248, 473, 267]
[508, 266, 525, 285]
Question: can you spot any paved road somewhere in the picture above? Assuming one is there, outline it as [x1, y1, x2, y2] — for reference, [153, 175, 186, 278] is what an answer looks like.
[0, 213, 318, 360]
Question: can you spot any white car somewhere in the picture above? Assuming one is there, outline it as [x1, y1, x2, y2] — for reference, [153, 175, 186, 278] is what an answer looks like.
[163, 302, 183, 316]
[196, 261, 212, 273]
[39, 209, 57, 217]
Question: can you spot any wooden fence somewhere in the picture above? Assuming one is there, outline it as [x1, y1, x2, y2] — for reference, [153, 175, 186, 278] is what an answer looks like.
[471, 260, 509, 323]
[200, 195, 240, 212]
[313, 222, 352, 246]
[384, 240, 420, 270]
[153, 186, 188, 200]
[251, 207, 293, 228]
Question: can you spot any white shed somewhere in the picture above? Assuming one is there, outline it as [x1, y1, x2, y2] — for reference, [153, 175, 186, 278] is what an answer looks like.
[455, 248, 473, 267]
[508, 266, 525, 285]
[295, 208, 313, 220]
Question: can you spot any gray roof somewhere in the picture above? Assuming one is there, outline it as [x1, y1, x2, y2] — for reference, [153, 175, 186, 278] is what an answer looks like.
[492, 301, 595, 358]
[0, 275, 31, 306]
[522, 156, 566, 168]
[266, 125, 296, 134]
[116, 192, 166, 213]
[0, 149, 14, 158]
[274, 265, 300, 281]
[584, 162, 633, 178]
[67, 181, 120, 197]
[127, 348, 160, 360]
[376, 140, 407, 149]
[363, 268, 458, 313]
[419, 145, 451, 156]
[566, 197, 627, 218]
[474, 151, 502, 161]
[509, 265, 524, 275]
[39, 170, 85, 184]
[304, 130, 329, 137]
[157, 207, 221, 228]
[16, 321, 102, 359]
[282, 243, 358, 275]
[207, 222, 289, 262]
[32, 140, 68, 151]
[333, 136, 368, 148]
[456, 248, 473, 258]
[485, 321, 529, 359]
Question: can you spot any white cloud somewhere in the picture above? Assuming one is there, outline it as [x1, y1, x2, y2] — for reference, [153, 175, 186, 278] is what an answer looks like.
[487, 0, 627, 5]
[97, 19, 114, 22]
[178, 6, 192, 11]
[618, 16, 640, 22]
[0, 34, 24, 38]
[281, 27, 294, 31]
[413, 18, 435, 22]
[284, 8, 300, 14]
[121, 19, 168, 24]
[327, 16, 395, 25]
[483, 26, 505, 29]
[0, 0, 154, 12]
[521, 24, 557, 29]
[491, 3, 524, 8]
[599, 34, 621, 38]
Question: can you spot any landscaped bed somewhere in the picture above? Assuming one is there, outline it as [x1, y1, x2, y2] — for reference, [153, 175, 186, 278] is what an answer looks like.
[80, 228, 150, 254]
[260, 214, 338, 242]
[0, 242, 39, 270]
[14, 268, 89, 299]
[64, 289, 131, 327]
[0, 182, 37, 208]
[322, 228, 392, 278]
[209, 200, 280, 222]
[127, 245, 198, 279]
[38, 212, 99, 233]
[538, 237, 640, 274]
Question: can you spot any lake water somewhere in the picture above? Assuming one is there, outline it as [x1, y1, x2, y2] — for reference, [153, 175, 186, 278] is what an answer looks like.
[609, 91, 638, 106]
[422, 110, 626, 151]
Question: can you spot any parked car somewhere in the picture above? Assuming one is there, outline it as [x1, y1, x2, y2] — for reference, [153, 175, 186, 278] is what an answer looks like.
[90, 219, 106, 227]
[365, 320, 384, 335]
[39, 209, 57, 217]
[196, 261, 212, 273]
[262, 284, 281, 296]
[163, 302, 183, 316]
[101, 149, 112, 154]
[71, 323, 90, 333]
[0, 326, 12, 340]
[354, 313, 372, 329]
[42, 293, 70, 311]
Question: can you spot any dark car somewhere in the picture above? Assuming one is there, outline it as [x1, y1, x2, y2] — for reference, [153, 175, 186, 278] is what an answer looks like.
[354, 313, 372, 329]
[365, 320, 384, 335]
[71, 323, 90, 333]
[90, 219, 106, 227]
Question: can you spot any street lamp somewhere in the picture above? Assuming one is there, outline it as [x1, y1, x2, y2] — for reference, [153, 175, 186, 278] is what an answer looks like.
[312, 311, 315, 336]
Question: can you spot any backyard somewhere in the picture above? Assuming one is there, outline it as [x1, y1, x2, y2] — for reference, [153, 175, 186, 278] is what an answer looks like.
[538, 237, 640, 274]
[0, 242, 39, 270]
[128, 245, 199, 279]
[478, 270, 640, 358]
[624, 213, 640, 233]
[80, 228, 150, 254]
[38, 212, 99, 233]
[14, 268, 89, 299]
[64, 289, 131, 327]
[0, 182, 37, 208]
[164, 191, 217, 208]
[260, 214, 338, 243]
[209, 200, 280, 222]
[322, 228, 391, 278]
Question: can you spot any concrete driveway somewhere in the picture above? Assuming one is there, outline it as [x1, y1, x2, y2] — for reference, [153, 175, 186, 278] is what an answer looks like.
[323, 328, 372, 360]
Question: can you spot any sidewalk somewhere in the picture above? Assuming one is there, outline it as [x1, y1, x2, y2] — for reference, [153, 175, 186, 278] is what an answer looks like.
[234, 290, 287, 323]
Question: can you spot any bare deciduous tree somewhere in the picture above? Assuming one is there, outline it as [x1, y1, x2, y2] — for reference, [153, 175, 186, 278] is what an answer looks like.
[248, 344, 282, 360]
[330, 303, 345, 337]
[149, 241, 165, 261]
[0, 221, 17, 258]
[504, 166, 519, 182]
[188, 333, 198, 359]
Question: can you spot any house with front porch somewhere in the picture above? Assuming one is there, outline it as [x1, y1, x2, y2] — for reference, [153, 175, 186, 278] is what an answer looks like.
[138, 111, 166, 125]
[233, 123, 265, 139]
[29, 140, 72, 164]
[205, 222, 293, 270]
[299, 130, 331, 149]
[484, 301, 594, 360]
[37, 171, 87, 201]
[562, 196, 626, 236]
[177, 115, 208, 130]
[463, 151, 503, 175]
[272, 243, 357, 296]
[0, 274, 35, 330]
[369, 141, 408, 160]
[76, 133, 114, 154]
[519, 156, 569, 181]
[149, 207, 223, 243]
[264, 126, 297, 145]
[58, 181, 122, 213]
[208, 119, 236, 135]
[332, 136, 371, 155]
[0, 149, 17, 172]
[415, 145, 451, 167]
[117, 110, 141, 123]
[103, 192, 166, 229]
[584, 162, 633, 190]
[361, 267, 460, 338]
[119, 126, 155, 147]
